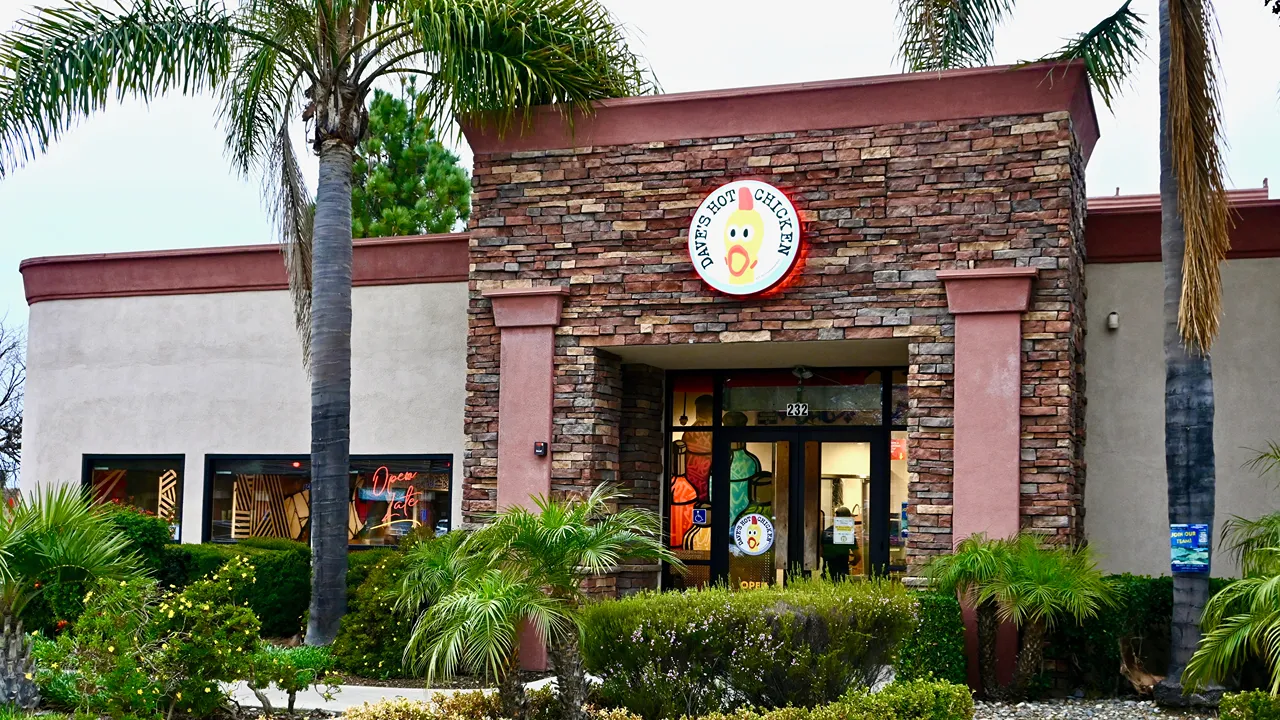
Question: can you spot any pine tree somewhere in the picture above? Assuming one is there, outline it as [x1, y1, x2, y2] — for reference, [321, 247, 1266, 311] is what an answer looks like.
[352, 80, 471, 238]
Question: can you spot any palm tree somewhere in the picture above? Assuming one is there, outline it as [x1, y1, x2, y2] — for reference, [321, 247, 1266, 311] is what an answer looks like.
[927, 534, 1116, 699]
[981, 536, 1116, 695]
[895, 0, 1231, 701]
[398, 485, 679, 720]
[1153, 0, 1230, 701]
[925, 533, 1012, 698]
[0, 0, 651, 644]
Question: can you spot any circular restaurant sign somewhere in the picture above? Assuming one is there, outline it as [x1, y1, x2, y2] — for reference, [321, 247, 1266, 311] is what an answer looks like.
[733, 513, 776, 556]
[687, 180, 802, 295]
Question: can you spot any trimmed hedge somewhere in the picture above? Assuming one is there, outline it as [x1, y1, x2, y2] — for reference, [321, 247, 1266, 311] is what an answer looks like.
[581, 578, 916, 719]
[896, 590, 967, 686]
[1046, 574, 1233, 695]
[162, 543, 311, 638]
[1222, 691, 1280, 720]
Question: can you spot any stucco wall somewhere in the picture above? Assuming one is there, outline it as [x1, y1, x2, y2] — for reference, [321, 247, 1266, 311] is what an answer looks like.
[1085, 258, 1280, 576]
[21, 282, 468, 543]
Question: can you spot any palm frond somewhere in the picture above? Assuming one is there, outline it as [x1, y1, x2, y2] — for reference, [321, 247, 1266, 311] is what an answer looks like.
[389, 0, 654, 137]
[1222, 514, 1280, 577]
[263, 111, 314, 366]
[0, 0, 233, 177]
[1184, 567, 1280, 692]
[925, 533, 1012, 601]
[2, 485, 143, 615]
[1032, 1, 1147, 109]
[1166, 0, 1231, 352]
[1244, 441, 1280, 485]
[895, 0, 1015, 72]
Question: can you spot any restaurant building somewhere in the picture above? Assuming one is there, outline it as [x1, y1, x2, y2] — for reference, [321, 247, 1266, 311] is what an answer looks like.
[18, 64, 1280, 591]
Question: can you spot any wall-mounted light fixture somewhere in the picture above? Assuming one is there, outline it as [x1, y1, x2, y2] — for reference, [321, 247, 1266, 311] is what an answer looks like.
[1107, 312, 1120, 330]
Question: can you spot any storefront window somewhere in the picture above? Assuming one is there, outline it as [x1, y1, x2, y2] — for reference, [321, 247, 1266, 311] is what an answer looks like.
[722, 369, 882, 426]
[207, 455, 451, 546]
[668, 375, 713, 590]
[891, 370, 908, 426]
[889, 431, 909, 575]
[85, 456, 183, 539]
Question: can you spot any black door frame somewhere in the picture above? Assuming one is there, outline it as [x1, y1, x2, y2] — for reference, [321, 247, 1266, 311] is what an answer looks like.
[660, 366, 907, 590]
[713, 425, 889, 584]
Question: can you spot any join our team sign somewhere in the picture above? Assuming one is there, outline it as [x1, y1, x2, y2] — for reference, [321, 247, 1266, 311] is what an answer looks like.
[687, 180, 802, 296]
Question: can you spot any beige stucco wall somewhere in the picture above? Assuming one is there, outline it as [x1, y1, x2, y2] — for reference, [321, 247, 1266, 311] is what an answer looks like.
[20, 282, 468, 543]
[1085, 258, 1280, 577]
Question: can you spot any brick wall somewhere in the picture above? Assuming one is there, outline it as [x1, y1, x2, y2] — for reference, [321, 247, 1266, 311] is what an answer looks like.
[464, 111, 1090, 573]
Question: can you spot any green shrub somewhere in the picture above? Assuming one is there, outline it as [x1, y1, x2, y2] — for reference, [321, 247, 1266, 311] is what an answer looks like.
[581, 577, 916, 719]
[841, 679, 974, 720]
[237, 536, 309, 553]
[33, 557, 260, 719]
[1222, 691, 1280, 720]
[348, 548, 398, 592]
[343, 690, 620, 720]
[897, 590, 967, 686]
[1045, 574, 1233, 695]
[102, 502, 174, 574]
[248, 645, 339, 713]
[161, 543, 310, 637]
[332, 552, 412, 678]
[691, 680, 973, 720]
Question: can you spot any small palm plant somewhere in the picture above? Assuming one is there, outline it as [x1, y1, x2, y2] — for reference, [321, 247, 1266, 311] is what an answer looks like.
[926, 533, 1012, 697]
[1182, 515, 1280, 694]
[1183, 443, 1280, 693]
[927, 534, 1116, 699]
[0, 485, 143, 708]
[397, 485, 680, 720]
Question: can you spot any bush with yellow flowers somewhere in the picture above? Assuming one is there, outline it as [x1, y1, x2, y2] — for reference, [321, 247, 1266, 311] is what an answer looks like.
[33, 555, 261, 719]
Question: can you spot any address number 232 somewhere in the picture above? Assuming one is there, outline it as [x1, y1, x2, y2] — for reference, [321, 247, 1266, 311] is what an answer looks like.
[786, 403, 809, 418]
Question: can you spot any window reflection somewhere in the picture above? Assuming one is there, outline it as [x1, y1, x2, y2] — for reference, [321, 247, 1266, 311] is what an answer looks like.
[207, 456, 451, 546]
[86, 456, 183, 540]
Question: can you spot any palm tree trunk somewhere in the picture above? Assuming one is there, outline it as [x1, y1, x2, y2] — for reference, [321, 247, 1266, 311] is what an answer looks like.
[976, 601, 1000, 699]
[1154, 0, 1217, 704]
[1011, 620, 1046, 698]
[549, 630, 589, 720]
[305, 139, 355, 646]
[498, 646, 528, 720]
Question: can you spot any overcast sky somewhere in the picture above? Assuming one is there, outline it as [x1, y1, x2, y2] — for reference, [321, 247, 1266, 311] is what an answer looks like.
[1, 0, 1278, 326]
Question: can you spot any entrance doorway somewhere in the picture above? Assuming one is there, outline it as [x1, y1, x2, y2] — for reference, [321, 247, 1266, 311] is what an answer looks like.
[663, 368, 909, 589]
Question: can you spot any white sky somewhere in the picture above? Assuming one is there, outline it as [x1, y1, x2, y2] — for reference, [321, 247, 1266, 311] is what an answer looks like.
[1, 0, 1278, 326]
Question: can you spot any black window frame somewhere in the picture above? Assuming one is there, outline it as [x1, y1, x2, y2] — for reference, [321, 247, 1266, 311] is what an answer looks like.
[81, 453, 187, 537]
[201, 453, 454, 548]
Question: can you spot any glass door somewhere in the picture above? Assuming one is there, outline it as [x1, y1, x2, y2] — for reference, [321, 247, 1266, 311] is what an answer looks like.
[664, 367, 907, 590]
[805, 440, 876, 579]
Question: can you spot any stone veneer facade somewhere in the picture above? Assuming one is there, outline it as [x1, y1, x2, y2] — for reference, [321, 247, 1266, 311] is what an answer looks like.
[462, 67, 1092, 591]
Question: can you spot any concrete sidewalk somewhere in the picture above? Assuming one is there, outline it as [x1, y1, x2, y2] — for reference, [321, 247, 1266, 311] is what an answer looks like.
[228, 677, 557, 713]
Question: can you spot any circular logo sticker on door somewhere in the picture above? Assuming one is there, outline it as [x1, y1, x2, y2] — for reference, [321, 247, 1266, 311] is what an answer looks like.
[733, 513, 776, 556]
[688, 180, 802, 295]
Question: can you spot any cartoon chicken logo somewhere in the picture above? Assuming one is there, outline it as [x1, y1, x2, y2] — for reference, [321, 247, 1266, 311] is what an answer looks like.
[733, 512, 775, 557]
[724, 187, 765, 286]
[687, 179, 802, 296]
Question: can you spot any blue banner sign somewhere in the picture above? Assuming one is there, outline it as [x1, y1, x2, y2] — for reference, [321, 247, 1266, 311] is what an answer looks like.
[1170, 523, 1210, 574]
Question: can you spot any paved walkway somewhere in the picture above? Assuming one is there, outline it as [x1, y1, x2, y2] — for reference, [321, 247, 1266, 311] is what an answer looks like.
[228, 677, 558, 713]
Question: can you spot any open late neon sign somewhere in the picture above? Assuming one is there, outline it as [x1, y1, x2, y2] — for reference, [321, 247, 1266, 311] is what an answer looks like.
[369, 466, 420, 530]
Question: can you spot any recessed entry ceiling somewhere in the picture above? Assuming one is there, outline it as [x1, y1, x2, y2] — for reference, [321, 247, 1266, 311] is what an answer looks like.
[607, 338, 910, 370]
